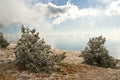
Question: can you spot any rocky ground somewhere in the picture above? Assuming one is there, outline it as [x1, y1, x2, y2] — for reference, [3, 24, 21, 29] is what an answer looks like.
[0, 44, 120, 80]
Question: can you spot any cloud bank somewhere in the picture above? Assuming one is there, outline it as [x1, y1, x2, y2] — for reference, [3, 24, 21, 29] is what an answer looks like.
[1, 0, 120, 26]
[0, 0, 69, 27]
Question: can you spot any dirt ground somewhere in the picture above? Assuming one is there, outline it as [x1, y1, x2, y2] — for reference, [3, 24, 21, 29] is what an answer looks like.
[0, 44, 120, 80]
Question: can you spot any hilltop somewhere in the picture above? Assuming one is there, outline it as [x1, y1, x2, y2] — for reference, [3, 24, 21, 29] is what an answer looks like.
[0, 43, 120, 80]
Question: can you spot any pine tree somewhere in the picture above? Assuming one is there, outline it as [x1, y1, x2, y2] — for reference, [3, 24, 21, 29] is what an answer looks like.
[0, 32, 9, 48]
[14, 25, 66, 72]
[81, 36, 116, 68]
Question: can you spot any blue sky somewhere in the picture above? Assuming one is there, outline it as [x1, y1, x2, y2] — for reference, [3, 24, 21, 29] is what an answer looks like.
[0, 0, 120, 58]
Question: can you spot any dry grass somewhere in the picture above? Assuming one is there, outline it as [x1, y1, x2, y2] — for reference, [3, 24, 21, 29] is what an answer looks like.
[0, 43, 120, 80]
[0, 73, 15, 80]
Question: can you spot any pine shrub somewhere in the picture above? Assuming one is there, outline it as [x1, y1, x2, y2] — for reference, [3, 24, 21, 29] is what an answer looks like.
[0, 32, 9, 48]
[81, 36, 116, 68]
[14, 25, 66, 72]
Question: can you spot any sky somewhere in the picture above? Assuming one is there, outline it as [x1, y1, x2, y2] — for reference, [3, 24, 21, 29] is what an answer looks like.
[0, 0, 120, 58]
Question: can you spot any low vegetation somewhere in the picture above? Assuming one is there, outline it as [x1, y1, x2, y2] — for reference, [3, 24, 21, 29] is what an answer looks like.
[14, 25, 66, 73]
[81, 36, 116, 68]
[0, 32, 9, 48]
[0, 38, 120, 80]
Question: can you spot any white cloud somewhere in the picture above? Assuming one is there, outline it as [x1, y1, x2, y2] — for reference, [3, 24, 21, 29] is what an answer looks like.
[98, 0, 114, 4]
[105, 0, 120, 15]
[34, 2, 70, 18]
[1, 0, 120, 26]
[0, 0, 71, 27]
[50, 0, 120, 24]
[0, 0, 33, 26]
[53, 4, 101, 24]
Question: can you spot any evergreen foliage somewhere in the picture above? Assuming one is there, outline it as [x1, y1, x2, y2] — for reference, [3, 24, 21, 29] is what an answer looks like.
[14, 25, 66, 72]
[81, 36, 116, 68]
[0, 32, 9, 48]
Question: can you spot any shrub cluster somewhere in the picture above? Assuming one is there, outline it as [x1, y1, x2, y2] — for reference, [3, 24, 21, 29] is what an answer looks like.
[14, 25, 66, 72]
[81, 36, 116, 68]
[0, 32, 9, 48]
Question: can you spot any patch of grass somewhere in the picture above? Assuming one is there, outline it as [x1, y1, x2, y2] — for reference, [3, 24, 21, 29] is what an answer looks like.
[58, 63, 81, 74]
[0, 73, 16, 80]
[58, 62, 104, 75]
